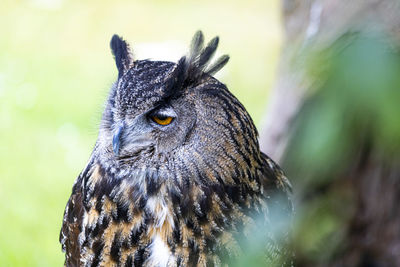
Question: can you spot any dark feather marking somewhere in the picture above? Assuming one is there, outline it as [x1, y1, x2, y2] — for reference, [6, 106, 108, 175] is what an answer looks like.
[91, 240, 104, 267]
[172, 219, 181, 243]
[198, 190, 212, 224]
[138, 195, 147, 210]
[101, 214, 110, 228]
[230, 167, 242, 185]
[82, 167, 94, 201]
[192, 219, 203, 237]
[122, 237, 131, 250]
[95, 198, 102, 213]
[130, 223, 145, 247]
[92, 173, 121, 201]
[91, 221, 101, 238]
[178, 162, 195, 217]
[110, 231, 122, 263]
[146, 168, 162, 196]
[169, 186, 182, 207]
[114, 201, 130, 222]
[167, 235, 176, 251]
[180, 193, 192, 218]
[124, 255, 133, 267]
[224, 185, 241, 204]
[176, 255, 183, 267]
[188, 238, 200, 265]
[133, 247, 145, 266]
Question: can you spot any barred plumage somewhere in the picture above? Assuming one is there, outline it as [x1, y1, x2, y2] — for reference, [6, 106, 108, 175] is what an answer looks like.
[60, 31, 292, 266]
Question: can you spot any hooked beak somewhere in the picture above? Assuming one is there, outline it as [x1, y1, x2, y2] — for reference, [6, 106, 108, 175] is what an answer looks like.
[113, 123, 124, 155]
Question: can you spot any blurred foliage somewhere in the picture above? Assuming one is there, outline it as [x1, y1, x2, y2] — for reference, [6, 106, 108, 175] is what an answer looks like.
[0, 0, 282, 266]
[226, 198, 293, 267]
[287, 31, 400, 186]
[283, 32, 400, 265]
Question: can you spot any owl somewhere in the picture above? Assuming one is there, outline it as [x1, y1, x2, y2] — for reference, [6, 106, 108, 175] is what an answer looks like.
[60, 31, 292, 267]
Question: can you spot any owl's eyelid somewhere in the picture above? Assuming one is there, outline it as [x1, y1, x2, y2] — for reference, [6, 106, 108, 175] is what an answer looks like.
[154, 111, 174, 119]
[150, 106, 176, 119]
[147, 107, 176, 127]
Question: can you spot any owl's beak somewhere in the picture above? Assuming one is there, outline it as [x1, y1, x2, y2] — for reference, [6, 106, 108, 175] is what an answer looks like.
[112, 123, 124, 155]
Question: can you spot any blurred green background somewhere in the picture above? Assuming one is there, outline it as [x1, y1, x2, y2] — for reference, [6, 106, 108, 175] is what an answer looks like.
[0, 0, 282, 265]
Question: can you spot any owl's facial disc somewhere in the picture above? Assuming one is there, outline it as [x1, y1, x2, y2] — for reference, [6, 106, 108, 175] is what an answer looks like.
[112, 105, 178, 157]
[112, 114, 154, 157]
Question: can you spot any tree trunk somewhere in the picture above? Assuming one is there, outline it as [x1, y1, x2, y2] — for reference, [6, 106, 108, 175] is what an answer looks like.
[260, 1, 400, 266]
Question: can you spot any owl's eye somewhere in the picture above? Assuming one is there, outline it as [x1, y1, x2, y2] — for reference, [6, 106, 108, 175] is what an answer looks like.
[151, 115, 174, 126]
[149, 106, 176, 126]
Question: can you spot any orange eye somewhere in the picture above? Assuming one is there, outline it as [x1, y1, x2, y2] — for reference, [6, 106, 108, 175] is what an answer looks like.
[152, 116, 173, 126]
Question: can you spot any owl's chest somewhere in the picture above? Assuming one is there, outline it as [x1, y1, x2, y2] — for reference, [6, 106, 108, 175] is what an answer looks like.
[80, 192, 177, 266]
[78, 166, 259, 266]
[79, 191, 249, 267]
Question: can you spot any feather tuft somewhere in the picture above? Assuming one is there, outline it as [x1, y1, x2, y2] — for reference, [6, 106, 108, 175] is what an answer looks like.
[164, 31, 229, 98]
[110, 34, 134, 78]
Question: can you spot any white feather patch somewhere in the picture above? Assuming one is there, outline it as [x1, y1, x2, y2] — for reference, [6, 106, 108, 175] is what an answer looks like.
[148, 235, 174, 267]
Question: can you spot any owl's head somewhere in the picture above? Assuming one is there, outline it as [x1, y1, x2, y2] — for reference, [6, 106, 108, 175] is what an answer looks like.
[98, 31, 260, 174]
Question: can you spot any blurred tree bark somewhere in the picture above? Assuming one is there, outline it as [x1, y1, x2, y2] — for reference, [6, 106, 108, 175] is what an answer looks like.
[260, 0, 400, 266]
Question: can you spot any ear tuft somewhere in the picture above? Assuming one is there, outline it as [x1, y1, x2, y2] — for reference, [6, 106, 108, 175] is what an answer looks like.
[163, 31, 229, 100]
[110, 34, 134, 78]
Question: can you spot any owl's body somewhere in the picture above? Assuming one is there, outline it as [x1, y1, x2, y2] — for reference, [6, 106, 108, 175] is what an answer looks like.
[60, 32, 292, 266]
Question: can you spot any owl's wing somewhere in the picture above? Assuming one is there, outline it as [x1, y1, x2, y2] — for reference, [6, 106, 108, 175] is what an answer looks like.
[60, 160, 94, 267]
[261, 152, 292, 210]
[260, 152, 294, 266]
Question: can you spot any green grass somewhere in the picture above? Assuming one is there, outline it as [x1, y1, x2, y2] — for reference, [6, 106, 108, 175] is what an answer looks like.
[0, 0, 281, 265]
